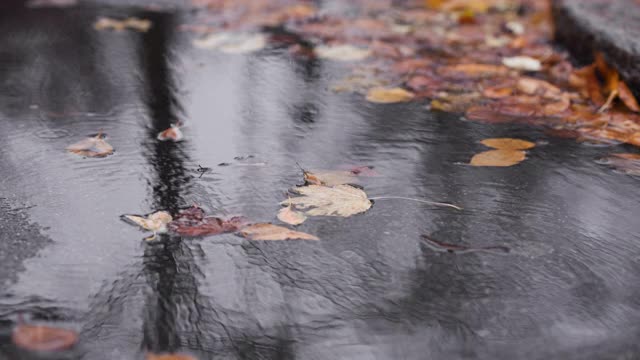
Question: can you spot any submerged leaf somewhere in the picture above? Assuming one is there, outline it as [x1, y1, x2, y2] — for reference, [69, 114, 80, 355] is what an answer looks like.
[12, 325, 78, 352]
[315, 44, 370, 61]
[240, 223, 318, 240]
[66, 133, 114, 158]
[365, 87, 415, 103]
[470, 149, 526, 167]
[480, 138, 535, 150]
[122, 211, 173, 234]
[167, 206, 246, 237]
[284, 185, 372, 217]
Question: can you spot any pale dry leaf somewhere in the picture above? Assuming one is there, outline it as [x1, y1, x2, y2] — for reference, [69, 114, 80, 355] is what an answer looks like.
[277, 204, 307, 226]
[315, 44, 370, 61]
[240, 223, 318, 240]
[193, 32, 266, 54]
[365, 87, 415, 103]
[502, 56, 541, 71]
[283, 185, 372, 217]
[470, 150, 526, 167]
[66, 134, 114, 158]
[480, 138, 535, 150]
[122, 211, 173, 233]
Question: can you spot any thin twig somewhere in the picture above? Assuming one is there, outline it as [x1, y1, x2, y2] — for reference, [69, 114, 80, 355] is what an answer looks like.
[368, 196, 462, 210]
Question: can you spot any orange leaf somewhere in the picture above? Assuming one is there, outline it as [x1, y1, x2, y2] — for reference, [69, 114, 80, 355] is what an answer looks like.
[12, 324, 78, 352]
[470, 150, 526, 167]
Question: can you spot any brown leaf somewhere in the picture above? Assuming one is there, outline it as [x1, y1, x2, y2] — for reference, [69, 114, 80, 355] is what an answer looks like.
[12, 324, 78, 352]
[240, 223, 318, 241]
[66, 133, 114, 158]
[167, 206, 246, 237]
[480, 138, 535, 150]
[365, 87, 415, 103]
[470, 149, 526, 167]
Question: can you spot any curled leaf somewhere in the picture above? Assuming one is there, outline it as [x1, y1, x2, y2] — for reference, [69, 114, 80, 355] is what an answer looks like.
[240, 223, 318, 241]
[470, 150, 526, 167]
[157, 124, 184, 142]
[277, 202, 307, 226]
[66, 133, 114, 158]
[122, 211, 173, 234]
[12, 324, 78, 352]
[365, 87, 415, 103]
[480, 138, 535, 150]
[284, 185, 372, 217]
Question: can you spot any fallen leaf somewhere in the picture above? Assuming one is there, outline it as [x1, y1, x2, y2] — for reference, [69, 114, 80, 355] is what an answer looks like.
[304, 170, 357, 186]
[470, 149, 526, 167]
[315, 44, 370, 61]
[239, 223, 318, 240]
[283, 185, 372, 217]
[157, 124, 184, 142]
[12, 324, 78, 352]
[146, 353, 197, 360]
[480, 138, 535, 150]
[277, 202, 307, 226]
[365, 87, 415, 103]
[94, 17, 151, 32]
[167, 206, 246, 237]
[193, 32, 266, 54]
[502, 56, 541, 71]
[66, 133, 114, 158]
[121, 211, 173, 234]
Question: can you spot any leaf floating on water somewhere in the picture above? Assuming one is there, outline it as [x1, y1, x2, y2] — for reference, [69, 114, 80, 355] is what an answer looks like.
[193, 32, 266, 54]
[315, 44, 370, 61]
[121, 211, 173, 234]
[146, 353, 197, 360]
[167, 206, 247, 237]
[66, 133, 114, 158]
[365, 87, 415, 104]
[277, 203, 307, 226]
[502, 56, 541, 72]
[12, 324, 78, 352]
[284, 185, 372, 217]
[470, 149, 526, 167]
[240, 223, 318, 241]
[94, 17, 151, 32]
[157, 124, 184, 142]
[480, 138, 535, 150]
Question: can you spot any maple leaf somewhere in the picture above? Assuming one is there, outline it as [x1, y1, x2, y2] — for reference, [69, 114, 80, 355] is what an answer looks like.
[12, 324, 78, 352]
[66, 133, 114, 158]
[283, 185, 372, 217]
[239, 223, 318, 240]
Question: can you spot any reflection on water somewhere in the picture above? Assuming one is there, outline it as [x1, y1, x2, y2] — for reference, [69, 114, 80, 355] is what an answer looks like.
[1, 4, 640, 360]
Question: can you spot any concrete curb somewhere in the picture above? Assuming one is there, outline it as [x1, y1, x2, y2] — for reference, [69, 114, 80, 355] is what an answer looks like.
[552, 0, 640, 96]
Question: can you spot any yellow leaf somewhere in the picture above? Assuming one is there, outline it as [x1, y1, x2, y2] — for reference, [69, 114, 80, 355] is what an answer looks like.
[240, 223, 318, 240]
[470, 150, 526, 167]
[365, 87, 415, 103]
[480, 138, 535, 150]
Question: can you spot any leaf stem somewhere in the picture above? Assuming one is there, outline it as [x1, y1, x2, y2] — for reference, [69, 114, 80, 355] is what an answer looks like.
[368, 196, 463, 210]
